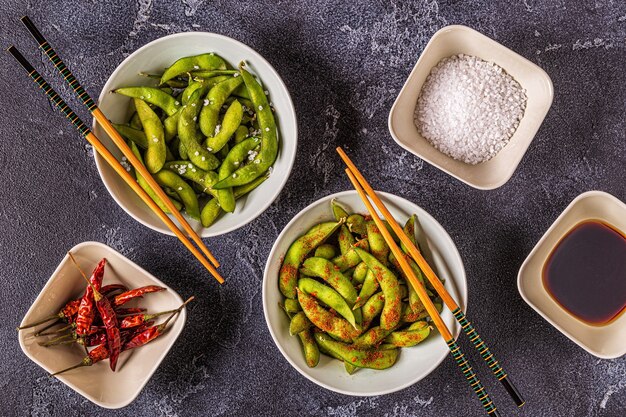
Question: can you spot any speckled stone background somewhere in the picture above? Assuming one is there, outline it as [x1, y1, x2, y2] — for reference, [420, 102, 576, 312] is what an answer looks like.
[1, 0, 624, 416]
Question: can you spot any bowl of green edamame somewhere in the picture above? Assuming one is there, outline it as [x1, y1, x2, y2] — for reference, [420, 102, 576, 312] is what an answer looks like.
[263, 191, 467, 396]
[94, 32, 297, 237]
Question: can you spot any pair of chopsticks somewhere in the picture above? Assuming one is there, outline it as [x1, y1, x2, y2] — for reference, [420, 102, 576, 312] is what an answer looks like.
[337, 147, 524, 416]
[8, 16, 224, 284]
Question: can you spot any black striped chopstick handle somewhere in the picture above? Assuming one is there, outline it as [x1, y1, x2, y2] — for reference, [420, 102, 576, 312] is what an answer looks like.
[452, 308, 524, 407]
[21, 16, 97, 112]
[447, 339, 501, 416]
[7, 46, 91, 138]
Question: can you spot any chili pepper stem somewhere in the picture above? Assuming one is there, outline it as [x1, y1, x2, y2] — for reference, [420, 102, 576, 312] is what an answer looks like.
[158, 296, 194, 330]
[50, 361, 87, 377]
[17, 315, 59, 330]
[68, 253, 104, 301]
[38, 333, 73, 347]
[36, 324, 72, 337]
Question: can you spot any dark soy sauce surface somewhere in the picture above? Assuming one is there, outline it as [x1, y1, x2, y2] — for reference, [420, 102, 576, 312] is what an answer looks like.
[543, 220, 626, 325]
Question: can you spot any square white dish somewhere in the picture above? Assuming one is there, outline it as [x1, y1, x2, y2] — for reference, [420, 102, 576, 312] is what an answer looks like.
[518, 191, 626, 359]
[388, 25, 553, 189]
[18, 241, 186, 408]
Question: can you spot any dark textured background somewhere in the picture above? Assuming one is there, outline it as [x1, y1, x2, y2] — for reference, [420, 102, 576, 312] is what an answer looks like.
[1, 1, 624, 416]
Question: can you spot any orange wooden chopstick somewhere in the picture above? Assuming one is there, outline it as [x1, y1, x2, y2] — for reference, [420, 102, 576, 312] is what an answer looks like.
[338, 146, 524, 407]
[7, 45, 224, 284]
[344, 168, 500, 416]
[20, 16, 220, 270]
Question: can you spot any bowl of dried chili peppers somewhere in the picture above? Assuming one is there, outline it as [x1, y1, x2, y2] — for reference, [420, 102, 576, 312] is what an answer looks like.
[17, 242, 190, 409]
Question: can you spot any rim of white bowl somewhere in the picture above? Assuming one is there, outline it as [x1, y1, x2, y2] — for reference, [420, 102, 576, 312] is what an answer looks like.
[93, 31, 298, 237]
[262, 190, 468, 396]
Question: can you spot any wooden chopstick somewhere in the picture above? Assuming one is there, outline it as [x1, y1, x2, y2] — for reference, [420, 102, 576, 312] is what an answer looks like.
[7, 46, 224, 284]
[20, 16, 220, 270]
[344, 168, 501, 416]
[338, 147, 524, 408]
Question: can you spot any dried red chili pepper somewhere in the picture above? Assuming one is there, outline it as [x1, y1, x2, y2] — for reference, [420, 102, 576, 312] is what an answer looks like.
[50, 343, 110, 376]
[69, 254, 121, 372]
[74, 259, 106, 336]
[114, 307, 146, 315]
[113, 285, 166, 306]
[17, 299, 81, 330]
[101, 284, 127, 295]
[119, 305, 185, 329]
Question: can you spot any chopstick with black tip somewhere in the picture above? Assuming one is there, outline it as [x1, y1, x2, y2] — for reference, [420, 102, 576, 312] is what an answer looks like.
[344, 168, 501, 417]
[337, 147, 524, 408]
[19, 15, 221, 271]
[6, 46, 224, 284]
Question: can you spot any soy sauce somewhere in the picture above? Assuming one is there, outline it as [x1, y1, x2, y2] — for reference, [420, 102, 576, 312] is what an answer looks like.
[542, 220, 626, 325]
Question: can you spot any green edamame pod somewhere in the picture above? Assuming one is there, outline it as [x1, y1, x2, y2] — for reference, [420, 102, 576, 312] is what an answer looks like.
[190, 69, 238, 79]
[284, 299, 301, 313]
[216, 137, 259, 213]
[400, 214, 417, 253]
[354, 248, 402, 330]
[353, 270, 379, 310]
[353, 326, 395, 348]
[337, 225, 355, 255]
[199, 76, 244, 138]
[129, 112, 142, 130]
[347, 214, 367, 236]
[165, 161, 219, 196]
[279, 221, 342, 299]
[206, 100, 244, 152]
[161, 53, 227, 84]
[298, 291, 359, 343]
[352, 262, 368, 284]
[384, 321, 431, 347]
[314, 244, 337, 259]
[344, 361, 358, 375]
[177, 90, 220, 171]
[313, 332, 399, 370]
[115, 87, 180, 116]
[234, 125, 249, 144]
[298, 277, 357, 329]
[134, 98, 166, 173]
[299, 329, 320, 368]
[401, 302, 427, 323]
[153, 170, 200, 220]
[200, 173, 268, 227]
[389, 253, 426, 316]
[138, 72, 187, 88]
[163, 111, 179, 142]
[128, 141, 182, 213]
[331, 199, 349, 222]
[331, 239, 370, 271]
[114, 124, 175, 161]
[361, 292, 385, 329]
[300, 258, 358, 306]
[289, 311, 312, 336]
[367, 221, 390, 264]
[211, 63, 278, 189]
[231, 82, 251, 99]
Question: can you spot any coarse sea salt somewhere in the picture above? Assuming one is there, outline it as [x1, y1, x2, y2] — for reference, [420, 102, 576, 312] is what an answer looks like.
[414, 54, 527, 165]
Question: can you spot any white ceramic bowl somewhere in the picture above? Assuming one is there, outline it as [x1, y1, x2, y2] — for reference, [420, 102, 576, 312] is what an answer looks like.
[389, 25, 553, 190]
[518, 191, 626, 359]
[262, 191, 467, 396]
[94, 32, 297, 237]
[18, 242, 187, 408]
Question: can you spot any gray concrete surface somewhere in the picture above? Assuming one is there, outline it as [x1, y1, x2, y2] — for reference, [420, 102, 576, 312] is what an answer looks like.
[0, 1, 624, 416]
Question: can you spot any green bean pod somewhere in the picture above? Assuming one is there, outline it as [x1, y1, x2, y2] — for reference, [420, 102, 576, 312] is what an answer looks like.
[134, 98, 166, 173]
[279, 221, 342, 299]
[346, 214, 367, 236]
[361, 292, 385, 330]
[289, 311, 312, 336]
[298, 277, 358, 329]
[298, 290, 359, 343]
[331, 239, 370, 271]
[153, 170, 200, 220]
[384, 321, 431, 347]
[313, 332, 399, 370]
[211, 63, 278, 189]
[354, 248, 402, 330]
[128, 141, 182, 213]
[216, 137, 259, 212]
[353, 270, 379, 309]
[298, 329, 320, 368]
[206, 99, 244, 152]
[199, 76, 244, 138]
[177, 90, 220, 171]
[160, 53, 227, 84]
[337, 225, 355, 255]
[367, 221, 390, 264]
[115, 87, 180, 116]
[314, 244, 337, 259]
